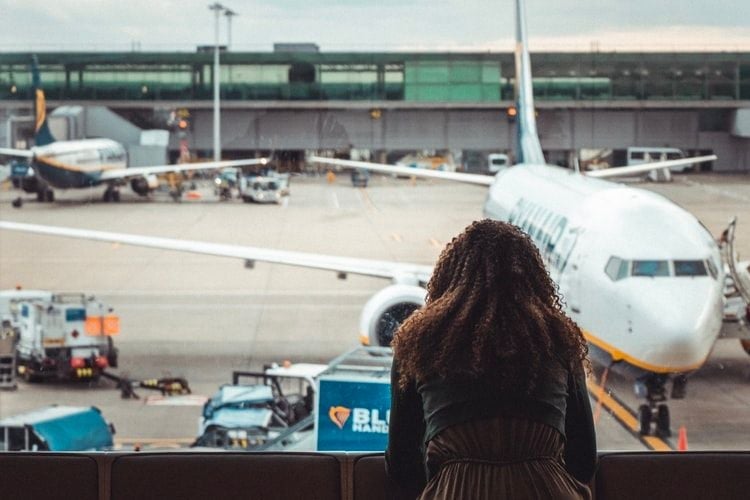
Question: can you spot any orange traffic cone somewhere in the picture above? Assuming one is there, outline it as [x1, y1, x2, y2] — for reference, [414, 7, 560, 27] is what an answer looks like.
[677, 426, 688, 451]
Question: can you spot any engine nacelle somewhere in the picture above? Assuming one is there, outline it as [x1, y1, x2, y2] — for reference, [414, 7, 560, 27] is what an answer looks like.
[130, 174, 159, 196]
[358, 285, 426, 347]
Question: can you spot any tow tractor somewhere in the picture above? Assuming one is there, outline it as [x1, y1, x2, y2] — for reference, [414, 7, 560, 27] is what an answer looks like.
[100, 371, 192, 399]
[1, 292, 119, 382]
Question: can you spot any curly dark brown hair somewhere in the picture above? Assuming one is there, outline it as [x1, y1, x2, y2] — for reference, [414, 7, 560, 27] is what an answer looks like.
[392, 219, 588, 393]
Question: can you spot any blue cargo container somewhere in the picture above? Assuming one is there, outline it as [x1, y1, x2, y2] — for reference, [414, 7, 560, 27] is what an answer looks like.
[0, 405, 114, 451]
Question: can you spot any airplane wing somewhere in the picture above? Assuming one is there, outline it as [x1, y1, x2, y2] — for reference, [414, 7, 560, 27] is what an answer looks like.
[0, 220, 433, 285]
[0, 147, 34, 158]
[309, 156, 494, 186]
[98, 158, 269, 181]
[585, 155, 717, 179]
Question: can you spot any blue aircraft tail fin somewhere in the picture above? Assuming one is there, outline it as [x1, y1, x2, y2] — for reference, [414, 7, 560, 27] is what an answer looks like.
[31, 56, 55, 147]
[514, 0, 545, 165]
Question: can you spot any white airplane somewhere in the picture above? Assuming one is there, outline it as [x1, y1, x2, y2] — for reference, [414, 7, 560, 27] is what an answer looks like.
[0, 0, 741, 438]
[0, 57, 268, 206]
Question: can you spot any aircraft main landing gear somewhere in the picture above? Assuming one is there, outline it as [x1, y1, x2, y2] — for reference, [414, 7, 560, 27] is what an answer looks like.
[36, 188, 54, 202]
[103, 186, 121, 202]
[635, 374, 672, 438]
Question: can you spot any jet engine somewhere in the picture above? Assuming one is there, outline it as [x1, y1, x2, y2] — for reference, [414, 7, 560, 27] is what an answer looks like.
[358, 285, 426, 347]
[130, 174, 159, 196]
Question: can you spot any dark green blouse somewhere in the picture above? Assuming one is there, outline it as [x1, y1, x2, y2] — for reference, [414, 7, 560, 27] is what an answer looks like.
[385, 357, 597, 492]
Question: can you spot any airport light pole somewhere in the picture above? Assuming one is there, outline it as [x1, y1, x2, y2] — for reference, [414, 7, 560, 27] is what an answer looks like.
[209, 2, 226, 162]
[224, 9, 237, 50]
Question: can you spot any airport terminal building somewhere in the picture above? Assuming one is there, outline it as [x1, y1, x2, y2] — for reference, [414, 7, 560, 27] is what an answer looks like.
[1, 49, 749, 171]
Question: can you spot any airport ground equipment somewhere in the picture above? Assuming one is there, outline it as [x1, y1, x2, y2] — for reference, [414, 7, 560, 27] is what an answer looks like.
[718, 217, 750, 355]
[11, 293, 119, 382]
[314, 347, 393, 452]
[99, 371, 191, 399]
[240, 174, 288, 203]
[350, 168, 369, 187]
[486, 153, 510, 174]
[0, 405, 114, 451]
[0, 321, 17, 390]
[194, 363, 325, 450]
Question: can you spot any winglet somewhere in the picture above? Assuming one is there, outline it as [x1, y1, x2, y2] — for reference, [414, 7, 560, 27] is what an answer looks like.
[514, 0, 545, 165]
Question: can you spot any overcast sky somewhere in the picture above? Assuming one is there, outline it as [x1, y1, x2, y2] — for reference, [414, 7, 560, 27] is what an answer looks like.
[1, 0, 749, 52]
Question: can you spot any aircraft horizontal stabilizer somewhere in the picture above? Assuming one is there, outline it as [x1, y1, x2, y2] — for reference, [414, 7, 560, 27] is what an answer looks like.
[585, 155, 717, 179]
[309, 156, 494, 186]
[0, 220, 432, 285]
[0, 147, 34, 158]
[99, 158, 270, 181]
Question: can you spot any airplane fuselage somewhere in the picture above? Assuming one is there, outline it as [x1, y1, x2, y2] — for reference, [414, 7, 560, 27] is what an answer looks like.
[31, 138, 126, 189]
[484, 163, 725, 377]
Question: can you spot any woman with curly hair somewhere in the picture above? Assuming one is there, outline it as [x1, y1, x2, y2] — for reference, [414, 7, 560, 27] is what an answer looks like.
[385, 219, 596, 499]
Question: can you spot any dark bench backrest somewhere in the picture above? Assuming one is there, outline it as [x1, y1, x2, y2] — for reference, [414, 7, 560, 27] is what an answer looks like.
[595, 452, 750, 500]
[110, 452, 341, 500]
[2, 451, 750, 500]
[0, 454, 99, 500]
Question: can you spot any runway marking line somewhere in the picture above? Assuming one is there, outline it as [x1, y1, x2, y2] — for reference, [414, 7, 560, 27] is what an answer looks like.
[586, 378, 674, 452]
[358, 187, 379, 212]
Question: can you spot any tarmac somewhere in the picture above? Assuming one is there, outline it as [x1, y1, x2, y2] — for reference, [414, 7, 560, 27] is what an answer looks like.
[0, 171, 748, 451]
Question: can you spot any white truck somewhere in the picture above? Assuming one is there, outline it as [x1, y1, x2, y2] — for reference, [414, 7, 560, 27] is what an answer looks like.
[2, 291, 119, 382]
[241, 175, 287, 204]
[487, 153, 510, 174]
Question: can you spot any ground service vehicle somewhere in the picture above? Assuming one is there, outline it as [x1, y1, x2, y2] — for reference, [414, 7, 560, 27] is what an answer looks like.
[351, 168, 370, 187]
[0, 405, 114, 451]
[314, 347, 393, 452]
[194, 364, 323, 450]
[487, 153, 510, 174]
[241, 176, 284, 203]
[626, 147, 691, 181]
[13, 293, 119, 382]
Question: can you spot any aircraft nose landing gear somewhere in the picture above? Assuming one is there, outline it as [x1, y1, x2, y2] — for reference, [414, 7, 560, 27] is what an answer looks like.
[635, 374, 674, 438]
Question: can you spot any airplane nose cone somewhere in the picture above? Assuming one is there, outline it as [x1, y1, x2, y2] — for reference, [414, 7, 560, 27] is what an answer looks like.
[633, 281, 723, 370]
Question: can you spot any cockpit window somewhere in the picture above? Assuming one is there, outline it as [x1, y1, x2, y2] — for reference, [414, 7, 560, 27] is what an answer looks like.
[674, 260, 708, 277]
[605, 256, 630, 281]
[632, 260, 670, 277]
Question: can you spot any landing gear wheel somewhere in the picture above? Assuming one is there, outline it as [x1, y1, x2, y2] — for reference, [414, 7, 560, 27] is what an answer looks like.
[638, 404, 651, 436]
[12, 197, 22, 208]
[44, 189, 54, 202]
[103, 187, 120, 202]
[36, 190, 45, 202]
[656, 404, 671, 438]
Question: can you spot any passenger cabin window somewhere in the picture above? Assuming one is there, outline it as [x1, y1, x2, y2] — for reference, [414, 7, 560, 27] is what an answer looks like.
[605, 256, 630, 281]
[632, 260, 670, 277]
[630, 151, 645, 160]
[674, 260, 708, 277]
